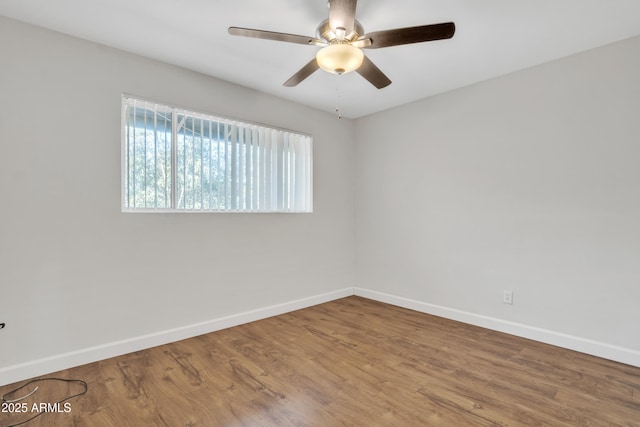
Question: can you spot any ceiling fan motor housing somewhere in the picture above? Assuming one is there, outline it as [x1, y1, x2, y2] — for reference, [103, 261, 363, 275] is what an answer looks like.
[316, 18, 364, 43]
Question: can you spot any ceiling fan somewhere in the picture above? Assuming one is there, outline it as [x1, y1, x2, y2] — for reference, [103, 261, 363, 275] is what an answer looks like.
[228, 0, 455, 89]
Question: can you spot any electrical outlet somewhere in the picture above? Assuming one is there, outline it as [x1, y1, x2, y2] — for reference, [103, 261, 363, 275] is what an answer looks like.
[503, 290, 513, 305]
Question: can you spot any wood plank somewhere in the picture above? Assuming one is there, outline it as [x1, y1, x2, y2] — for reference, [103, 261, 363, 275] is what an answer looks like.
[1, 296, 639, 426]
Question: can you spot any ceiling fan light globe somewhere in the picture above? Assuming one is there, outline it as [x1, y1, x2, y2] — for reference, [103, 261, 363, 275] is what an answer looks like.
[316, 44, 364, 75]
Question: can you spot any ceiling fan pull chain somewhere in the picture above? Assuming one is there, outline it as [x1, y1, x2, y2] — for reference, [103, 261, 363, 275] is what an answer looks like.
[335, 85, 343, 119]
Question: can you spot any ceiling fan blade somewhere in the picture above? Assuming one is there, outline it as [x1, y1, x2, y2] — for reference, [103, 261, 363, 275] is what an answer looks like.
[356, 55, 391, 89]
[329, 0, 358, 35]
[283, 58, 320, 87]
[361, 22, 455, 49]
[229, 27, 322, 45]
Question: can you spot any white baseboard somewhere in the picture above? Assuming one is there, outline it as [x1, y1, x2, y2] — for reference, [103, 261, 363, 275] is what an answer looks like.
[354, 287, 640, 368]
[0, 288, 354, 387]
[3, 286, 638, 386]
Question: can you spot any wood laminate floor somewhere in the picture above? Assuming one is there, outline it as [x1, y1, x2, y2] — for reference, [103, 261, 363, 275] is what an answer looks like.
[1, 296, 639, 426]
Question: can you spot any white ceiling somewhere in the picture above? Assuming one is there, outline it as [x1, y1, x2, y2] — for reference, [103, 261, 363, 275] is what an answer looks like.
[2, 0, 640, 118]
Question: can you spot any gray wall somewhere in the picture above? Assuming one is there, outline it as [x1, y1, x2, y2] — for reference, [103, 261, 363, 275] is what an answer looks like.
[0, 17, 355, 371]
[355, 35, 640, 352]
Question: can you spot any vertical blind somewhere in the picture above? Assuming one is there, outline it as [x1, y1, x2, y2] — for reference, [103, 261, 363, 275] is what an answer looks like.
[122, 96, 312, 212]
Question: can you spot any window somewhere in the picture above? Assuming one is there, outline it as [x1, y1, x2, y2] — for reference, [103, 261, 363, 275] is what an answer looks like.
[122, 96, 312, 212]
